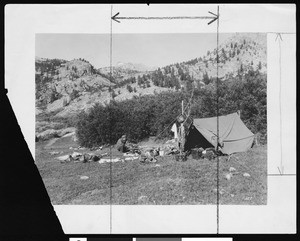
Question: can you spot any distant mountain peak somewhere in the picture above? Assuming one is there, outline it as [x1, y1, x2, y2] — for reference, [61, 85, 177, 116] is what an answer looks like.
[114, 61, 156, 72]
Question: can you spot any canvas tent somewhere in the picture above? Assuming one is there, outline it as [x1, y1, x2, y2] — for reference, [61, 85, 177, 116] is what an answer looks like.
[185, 112, 255, 155]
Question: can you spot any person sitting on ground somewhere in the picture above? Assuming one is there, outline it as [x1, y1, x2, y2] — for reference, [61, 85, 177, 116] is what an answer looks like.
[116, 134, 130, 153]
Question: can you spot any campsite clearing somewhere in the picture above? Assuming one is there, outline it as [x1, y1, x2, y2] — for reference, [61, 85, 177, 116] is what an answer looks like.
[35, 134, 267, 205]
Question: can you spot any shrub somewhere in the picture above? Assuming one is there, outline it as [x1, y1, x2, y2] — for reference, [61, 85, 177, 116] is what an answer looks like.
[76, 91, 188, 147]
[76, 70, 267, 147]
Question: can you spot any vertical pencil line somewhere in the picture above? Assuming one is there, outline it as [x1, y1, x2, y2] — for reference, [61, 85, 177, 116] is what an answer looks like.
[109, 4, 113, 234]
[278, 36, 283, 174]
[216, 5, 220, 234]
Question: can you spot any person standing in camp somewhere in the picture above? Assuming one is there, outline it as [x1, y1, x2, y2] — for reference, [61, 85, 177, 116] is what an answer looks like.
[116, 134, 129, 153]
[177, 115, 186, 152]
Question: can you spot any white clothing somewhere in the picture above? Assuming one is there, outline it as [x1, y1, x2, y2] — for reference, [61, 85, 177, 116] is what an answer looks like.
[171, 123, 178, 139]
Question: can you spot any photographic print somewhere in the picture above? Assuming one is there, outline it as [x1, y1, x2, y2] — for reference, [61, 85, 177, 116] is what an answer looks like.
[35, 32, 267, 205]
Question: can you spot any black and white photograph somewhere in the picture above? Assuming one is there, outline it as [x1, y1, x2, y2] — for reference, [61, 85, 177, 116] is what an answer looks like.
[35, 32, 267, 205]
[4, 3, 296, 235]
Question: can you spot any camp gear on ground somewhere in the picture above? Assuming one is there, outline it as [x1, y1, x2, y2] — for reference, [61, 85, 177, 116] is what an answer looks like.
[139, 149, 158, 163]
[98, 158, 123, 164]
[91, 155, 100, 162]
[175, 152, 187, 162]
[125, 156, 139, 161]
[191, 148, 202, 159]
[123, 153, 139, 157]
[202, 149, 216, 160]
[117, 145, 130, 153]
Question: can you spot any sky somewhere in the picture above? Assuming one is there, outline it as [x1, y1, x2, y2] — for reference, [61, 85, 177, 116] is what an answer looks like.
[36, 33, 232, 69]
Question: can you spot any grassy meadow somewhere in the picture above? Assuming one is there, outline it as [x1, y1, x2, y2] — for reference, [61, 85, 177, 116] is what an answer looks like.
[35, 135, 267, 205]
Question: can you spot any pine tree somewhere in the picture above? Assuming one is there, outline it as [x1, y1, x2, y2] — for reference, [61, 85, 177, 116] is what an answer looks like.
[222, 48, 227, 61]
[258, 61, 262, 70]
[203, 71, 210, 85]
[112, 90, 117, 99]
[127, 85, 133, 93]
[137, 76, 142, 86]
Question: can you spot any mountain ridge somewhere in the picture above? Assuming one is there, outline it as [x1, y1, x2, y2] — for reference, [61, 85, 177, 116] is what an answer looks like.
[35, 33, 267, 121]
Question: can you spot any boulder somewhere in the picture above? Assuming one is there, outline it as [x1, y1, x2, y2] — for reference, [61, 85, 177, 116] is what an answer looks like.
[56, 154, 70, 162]
[37, 129, 60, 141]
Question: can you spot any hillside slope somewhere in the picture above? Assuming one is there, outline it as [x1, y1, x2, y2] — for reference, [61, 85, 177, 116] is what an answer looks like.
[35, 33, 266, 122]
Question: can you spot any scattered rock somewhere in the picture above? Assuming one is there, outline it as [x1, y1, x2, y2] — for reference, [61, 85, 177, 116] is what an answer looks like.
[225, 173, 233, 180]
[56, 154, 70, 161]
[244, 196, 252, 201]
[37, 129, 60, 141]
[100, 152, 108, 157]
[62, 131, 76, 138]
[243, 172, 251, 177]
[230, 194, 235, 197]
[80, 176, 89, 180]
[229, 167, 236, 172]
[138, 195, 147, 202]
[154, 164, 161, 167]
[36, 127, 76, 141]
[49, 151, 60, 155]
[213, 188, 225, 195]
[59, 127, 76, 137]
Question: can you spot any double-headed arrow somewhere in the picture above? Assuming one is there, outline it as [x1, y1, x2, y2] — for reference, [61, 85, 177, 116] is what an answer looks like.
[276, 33, 284, 175]
[112, 11, 219, 25]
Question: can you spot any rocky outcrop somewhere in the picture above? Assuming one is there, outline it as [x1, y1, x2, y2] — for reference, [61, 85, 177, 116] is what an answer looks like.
[36, 127, 76, 141]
